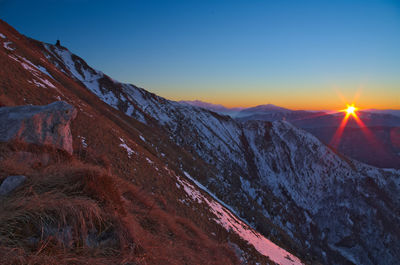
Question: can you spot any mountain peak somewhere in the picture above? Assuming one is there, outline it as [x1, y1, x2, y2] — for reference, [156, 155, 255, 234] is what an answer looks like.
[236, 104, 292, 118]
[247, 103, 291, 112]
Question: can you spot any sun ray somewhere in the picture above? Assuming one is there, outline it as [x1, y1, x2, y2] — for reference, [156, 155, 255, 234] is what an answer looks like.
[331, 103, 361, 148]
[352, 85, 363, 104]
[334, 87, 347, 105]
[330, 102, 386, 153]
[352, 112, 384, 152]
[330, 112, 351, 148]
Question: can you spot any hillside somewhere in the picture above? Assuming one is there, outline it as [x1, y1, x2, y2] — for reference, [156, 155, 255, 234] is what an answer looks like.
[0, 19, 303, 264]
[1, 18, 400, 265]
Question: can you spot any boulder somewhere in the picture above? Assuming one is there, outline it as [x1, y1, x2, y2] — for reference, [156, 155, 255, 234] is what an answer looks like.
[0, 101, 77, 154]
[0, 175, 26, 196]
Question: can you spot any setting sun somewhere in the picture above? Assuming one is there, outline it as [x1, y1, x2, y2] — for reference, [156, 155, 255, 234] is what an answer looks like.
[345, 104, 357, 115]
[331, 102, 374, 148]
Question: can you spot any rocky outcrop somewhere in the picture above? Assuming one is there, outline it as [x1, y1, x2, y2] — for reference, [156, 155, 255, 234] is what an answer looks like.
[0, 175, 26, 196]
[0, 101, 77, 154]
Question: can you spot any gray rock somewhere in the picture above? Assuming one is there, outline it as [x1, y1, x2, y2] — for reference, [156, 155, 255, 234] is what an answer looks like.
[0, 101, 77, 154]
[0, 175, 26, 196]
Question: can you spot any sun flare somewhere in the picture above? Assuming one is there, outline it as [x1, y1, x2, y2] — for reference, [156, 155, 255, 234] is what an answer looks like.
[345, 104, 357, 115]
[331, 103, 368, 148]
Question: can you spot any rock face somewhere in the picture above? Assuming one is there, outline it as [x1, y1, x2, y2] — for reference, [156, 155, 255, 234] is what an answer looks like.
[0, 175, 26, 196]
[0, 101, 77, 154]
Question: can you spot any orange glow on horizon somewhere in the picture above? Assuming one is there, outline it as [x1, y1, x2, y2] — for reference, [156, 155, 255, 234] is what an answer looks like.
[163, 82, 399, 111]
[171, 96, 395, 111]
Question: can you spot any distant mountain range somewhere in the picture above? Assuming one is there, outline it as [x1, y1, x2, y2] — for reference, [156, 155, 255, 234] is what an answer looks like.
[363, 109, 400, 117]
[181, 101, 400, 169]
[184, 100, 400, 119]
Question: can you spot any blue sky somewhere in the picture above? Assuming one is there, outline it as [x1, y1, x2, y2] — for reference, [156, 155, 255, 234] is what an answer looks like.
[1, 0, 399, 109]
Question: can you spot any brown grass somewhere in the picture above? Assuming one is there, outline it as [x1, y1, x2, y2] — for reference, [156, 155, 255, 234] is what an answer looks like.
[0, 141, 131, 263]
[0, 138, 243, 264]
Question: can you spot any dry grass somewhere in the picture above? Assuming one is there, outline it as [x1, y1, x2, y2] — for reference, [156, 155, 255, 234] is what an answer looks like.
[0, 139, 242, 264]
[0, 142, 132, 263]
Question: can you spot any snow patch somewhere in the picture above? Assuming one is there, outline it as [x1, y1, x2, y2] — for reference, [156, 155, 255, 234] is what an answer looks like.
[78, 136, 88, 148]
[34, 78, 56, 89]
[177, 174, 303, 265]
[3, 41, 15, 51]
[119, 138, 137, 158]
[0, 33, 6, 39]
[36, 65, 55, 79]
[329, 244, 358, 264]
[8, 54, 56, 89]
[183, 171, 240, 216]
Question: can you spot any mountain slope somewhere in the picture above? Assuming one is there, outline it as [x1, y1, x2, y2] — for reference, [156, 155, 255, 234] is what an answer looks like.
[34, 33, 400, 265]
[0, 19, 304, 264]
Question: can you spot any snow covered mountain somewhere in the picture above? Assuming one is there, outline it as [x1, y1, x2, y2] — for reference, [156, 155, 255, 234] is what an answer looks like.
[0, 19, 303, 265]
[40, 43, 400, 264]
[2, 18, 400, 264]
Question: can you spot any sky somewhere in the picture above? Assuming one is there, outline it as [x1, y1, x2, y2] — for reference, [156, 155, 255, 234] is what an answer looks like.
[1, 0, 399, 110]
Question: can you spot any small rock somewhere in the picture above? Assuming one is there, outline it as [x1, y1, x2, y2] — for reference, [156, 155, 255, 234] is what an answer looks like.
[0, 175, 26, 196]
